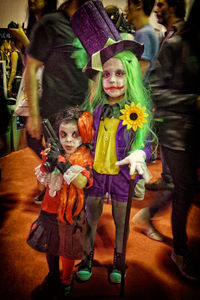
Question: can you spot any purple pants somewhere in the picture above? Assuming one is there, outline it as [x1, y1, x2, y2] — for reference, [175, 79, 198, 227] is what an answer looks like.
[86, 170, 131, 202]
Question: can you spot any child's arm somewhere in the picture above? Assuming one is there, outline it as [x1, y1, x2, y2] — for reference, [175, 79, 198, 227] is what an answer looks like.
[72, 159, 93, 189]
[35, 149, 51, 186]
[72, 173, 88, 189]
[46, 144, 92, 189]
[57, 161, 89, 189]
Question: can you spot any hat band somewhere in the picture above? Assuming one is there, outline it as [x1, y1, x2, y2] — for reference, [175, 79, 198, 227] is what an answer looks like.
[91, 38, 121, 72]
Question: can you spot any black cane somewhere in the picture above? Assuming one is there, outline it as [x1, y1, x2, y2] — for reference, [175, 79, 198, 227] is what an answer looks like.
[120, 173, 137, 297]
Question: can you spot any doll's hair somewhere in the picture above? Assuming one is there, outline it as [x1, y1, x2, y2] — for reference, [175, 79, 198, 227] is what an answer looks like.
[54, 106, 93, 146]
[82, 50, 156, 152]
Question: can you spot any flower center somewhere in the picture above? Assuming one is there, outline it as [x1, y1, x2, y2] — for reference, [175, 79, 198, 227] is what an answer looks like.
[130, 113, 138, 120]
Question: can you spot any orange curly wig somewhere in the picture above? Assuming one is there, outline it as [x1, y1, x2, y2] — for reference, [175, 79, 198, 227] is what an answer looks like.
[57, 109, 94, 224]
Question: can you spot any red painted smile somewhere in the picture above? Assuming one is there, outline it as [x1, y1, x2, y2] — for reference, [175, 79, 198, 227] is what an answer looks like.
[104, 86, 125, 91]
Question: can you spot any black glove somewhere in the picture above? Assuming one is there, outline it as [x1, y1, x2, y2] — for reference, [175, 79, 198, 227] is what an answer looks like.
[47, 144, 61, 164]
[43, 144, 61, 172]
[57, 160, 72, 174]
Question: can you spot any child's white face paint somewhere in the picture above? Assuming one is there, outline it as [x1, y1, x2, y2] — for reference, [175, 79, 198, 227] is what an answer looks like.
[102, 58, 126, 102]
[59, 121, 82, 157]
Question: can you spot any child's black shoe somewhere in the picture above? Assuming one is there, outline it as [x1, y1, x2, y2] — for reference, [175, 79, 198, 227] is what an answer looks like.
[58, 279, 74, 299]
[31, 274, 60, 299]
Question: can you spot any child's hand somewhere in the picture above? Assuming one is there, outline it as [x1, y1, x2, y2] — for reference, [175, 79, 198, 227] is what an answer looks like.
[42, 144, 61, 172]
[44, 148, 50, 156]
[47, 144, 61, 164]
[57, 160, 72, 174]
[116, 150, 151, 182]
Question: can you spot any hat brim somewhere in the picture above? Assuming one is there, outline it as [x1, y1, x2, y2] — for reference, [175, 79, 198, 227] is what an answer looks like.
[84, 39, 144, 80]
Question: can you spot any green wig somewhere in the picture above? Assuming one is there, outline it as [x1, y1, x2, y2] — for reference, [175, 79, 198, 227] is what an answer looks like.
[82, 50, 156, 153]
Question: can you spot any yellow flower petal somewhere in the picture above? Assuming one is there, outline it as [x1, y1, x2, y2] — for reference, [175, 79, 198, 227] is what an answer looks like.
[120, 102, 148, 131]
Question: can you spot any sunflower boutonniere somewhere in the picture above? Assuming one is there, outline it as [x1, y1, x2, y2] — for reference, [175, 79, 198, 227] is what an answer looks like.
[120, 102, 148, 131]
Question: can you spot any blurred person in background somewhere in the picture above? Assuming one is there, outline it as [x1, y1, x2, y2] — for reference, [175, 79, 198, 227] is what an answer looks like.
[7, 39, 23, 98]
[132, 0, 187, 242]
[126, 0, 159, 203]
[9, 0, 58, 204]
[134, 0, 200, 280]
[126, 0, 159, 79]
[105, 4, 134, 40]
[9, 0, 57, 65]
[145, 0, 186, 191]
[24, 0, 89, 206]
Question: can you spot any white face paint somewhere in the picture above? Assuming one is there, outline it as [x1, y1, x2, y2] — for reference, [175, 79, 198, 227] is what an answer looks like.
[102, 57, 126, 103]
[59, 121, 82, 157]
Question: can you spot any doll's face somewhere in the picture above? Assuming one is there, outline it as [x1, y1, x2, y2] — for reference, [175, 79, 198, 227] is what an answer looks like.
[102, 57, 126, 102]
[59, 121, 82, 157]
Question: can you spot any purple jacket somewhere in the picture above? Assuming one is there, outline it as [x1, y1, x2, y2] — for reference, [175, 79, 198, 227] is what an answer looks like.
[91, 105, 151, 182]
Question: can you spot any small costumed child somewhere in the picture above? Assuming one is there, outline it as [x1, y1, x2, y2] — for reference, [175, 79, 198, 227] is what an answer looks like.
[27, 107, 93, 298]
[71, 0, 156, 284]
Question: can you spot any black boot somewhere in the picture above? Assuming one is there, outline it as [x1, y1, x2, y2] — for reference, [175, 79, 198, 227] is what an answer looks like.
[76, 249, 94, 281]
[31, 273, 60, 299]
[110, 248, 123, 284]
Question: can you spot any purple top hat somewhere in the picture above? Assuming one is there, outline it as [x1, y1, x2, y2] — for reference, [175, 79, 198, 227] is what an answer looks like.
[71, 0, 144, 80]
